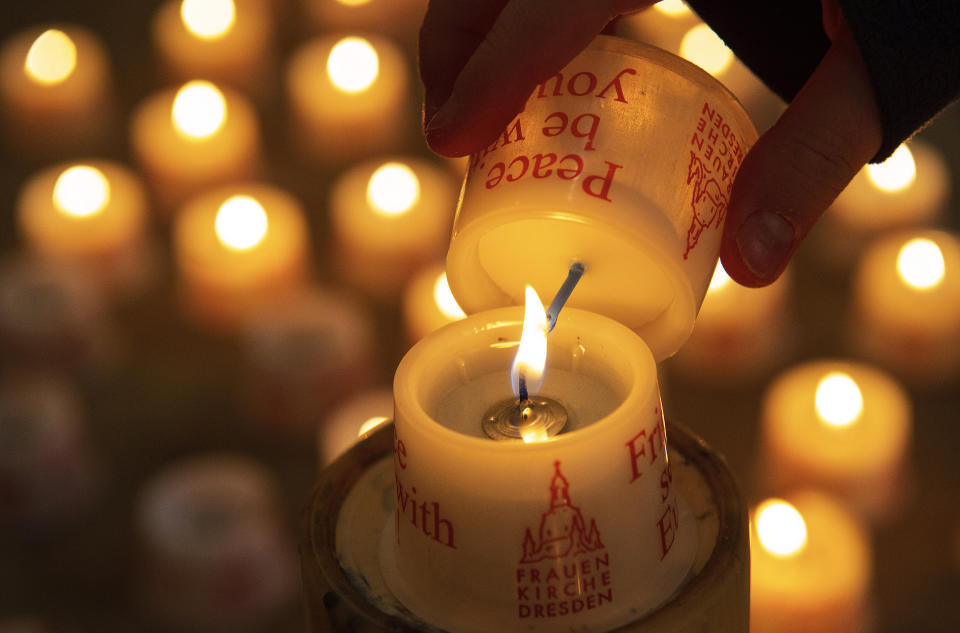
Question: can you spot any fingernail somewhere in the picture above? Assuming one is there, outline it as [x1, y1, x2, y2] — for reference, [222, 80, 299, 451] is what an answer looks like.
[736, 211, 795, 281]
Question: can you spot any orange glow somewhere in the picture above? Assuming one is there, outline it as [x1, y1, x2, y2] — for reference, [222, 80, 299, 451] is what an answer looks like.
[814, 372, 863, 428]
[181, 0, 236, 39]
[897, 238, 945, 290]
[52, 165, 110, 218]
[24, 29, 77, 85]
[326, 36, 379, 93]
[172, 80, 227, 139]
[215, 195, 268, 251]
[755, 499, 807, 557]
[511, 286, 548, 398]
[366, 162, 419, 216]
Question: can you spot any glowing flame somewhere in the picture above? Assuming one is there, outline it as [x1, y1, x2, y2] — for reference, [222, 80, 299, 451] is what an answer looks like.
[24, 29, 77, 85]
[707, 263, 732, 294]
[215, 195, 268, 251]
[511, 286, 548, 398]
[815, 372, 863, 428]
[181, 0, 236, 40]
[172, 80, 227, 140]
[897, 238, 945, 290]
[680, 24, 733, 75]
[521, 423, 550, 444]
[336, 0, 371, 5]
[755, 499, 807, 557]
[52, 165, 110, 218]
[358, 416, 390, 439]
[866, 144, 916, 193]
[326, 36, 379, 93]
[366, 162, 420, 216]
[433, 272, 466, 321]
[654, 0, 691, 16]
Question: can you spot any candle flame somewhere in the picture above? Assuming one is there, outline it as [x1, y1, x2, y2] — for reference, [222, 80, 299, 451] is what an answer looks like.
[755, 499, 807, 557]
[680, 24, 733, 75]
[654, 0, 691, 17]
[24, 29, 77, 85]
[433, 272, 466, 321]
[215, 195, 268, 251]
[511, 286, 548, 399]
[814, 372, 863, 428]
[172, 80, 227, 140]
[897, 237, 945, 290]
[366, 162, 420, 216]
[336, 0, 372, 5]
[866, 144, 916, 193]
[358, 416, 390, 439]
[181, 0, 236, 40]
[326, 36, 379, 93]
[707, 263, 732, 294]
[52, 165, 110, 218]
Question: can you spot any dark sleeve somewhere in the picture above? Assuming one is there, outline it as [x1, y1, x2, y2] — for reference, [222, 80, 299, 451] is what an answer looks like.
[686, 0, 960, 162]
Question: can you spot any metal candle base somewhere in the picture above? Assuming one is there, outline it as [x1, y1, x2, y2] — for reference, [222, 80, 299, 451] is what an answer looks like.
[301, 421, 747, 633]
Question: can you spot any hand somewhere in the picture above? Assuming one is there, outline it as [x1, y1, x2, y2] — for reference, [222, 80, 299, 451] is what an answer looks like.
[419, 0, 883, 287]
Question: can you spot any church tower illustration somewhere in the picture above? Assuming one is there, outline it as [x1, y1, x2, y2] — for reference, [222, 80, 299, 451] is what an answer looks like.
[520, 461, 604, 564]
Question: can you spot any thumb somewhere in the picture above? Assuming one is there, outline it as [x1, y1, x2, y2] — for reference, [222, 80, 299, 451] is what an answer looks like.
[719, 29, 882, 287]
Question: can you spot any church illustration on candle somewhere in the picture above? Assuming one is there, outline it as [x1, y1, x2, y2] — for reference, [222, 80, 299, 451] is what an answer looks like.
[520, 461, 605, 564]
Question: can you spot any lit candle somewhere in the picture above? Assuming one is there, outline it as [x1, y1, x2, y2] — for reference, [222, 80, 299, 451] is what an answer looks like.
[402, 263, 467, 343]
[750, 492, 871, 633]
[668, 262, 792, 382]
[622, 1, 701, 55]
[16, 160, 151, 293]
[852, 230, 960, 384]
[173, 183, 309, 330]
[760, 360, 911, 519]
[302, 0, 427, 43]
[330, 158, 456, 299]
[136, 454, 297, 630]
[151, 0, 274, 93]
[0, 25, 112, 156]
[241, 288, 377, 434]
[130, 79, 260, 208]
[316, 387, 393, 467]
[286, 34, 410, 162]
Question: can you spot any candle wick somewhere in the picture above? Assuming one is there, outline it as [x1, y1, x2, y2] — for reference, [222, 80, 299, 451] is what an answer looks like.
[545, 262, 585, 333]
[518, 373, 529, 402]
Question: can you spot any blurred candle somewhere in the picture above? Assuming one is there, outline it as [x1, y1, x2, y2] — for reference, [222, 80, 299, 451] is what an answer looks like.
[852, 230, 960, 384]
[303, 0, 427, 43]
[316, 387, 393, 467]
[0, 25, 112, 156]
[678, 23, 770, 108]
[622, 1, 700, 55]
[750, 493, 871, 633]
[286, 34, 409, 162]
[402, 263, 466, 344]
[16, 160, 151, 293]
[130, 79, 259, 208]
[761, 360, 911, 520]
[151, 0, 273, 93]
[330, 158, 456, 299]
[173, 184, 309, 330]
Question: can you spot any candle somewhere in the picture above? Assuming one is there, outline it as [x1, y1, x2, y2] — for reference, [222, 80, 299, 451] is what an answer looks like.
[852, 230, 960, 384]
[302, 0, 427, 44]
[402, 263, 467, 343]
[330, 158, 456, 299]
[16, 160, 151, 294]
[173, 183, 309, 330]
[286, 33, 410, 162]
[130, 79, 260, 208]
[151, 0, 274, 93]
[760, 359, 911, 520]
[136, 454, 297, 630]
[316, 387, 393, 467]
[241, 288, 377, 435]
[750, 492, 871, 633]
[0, 25, 112, 156]
[622, 1, 701, 55]
[668, 262, 792, 382]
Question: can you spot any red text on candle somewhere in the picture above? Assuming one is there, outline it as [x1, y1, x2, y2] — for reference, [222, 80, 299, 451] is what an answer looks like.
[542, 112, 600, 151]
[394, 474, 456, 549]
[535, 67, 637, 104]
[625, 415, 664, 483]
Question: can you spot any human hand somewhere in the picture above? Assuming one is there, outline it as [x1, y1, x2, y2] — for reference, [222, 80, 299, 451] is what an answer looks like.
[419, 0, 883, 287]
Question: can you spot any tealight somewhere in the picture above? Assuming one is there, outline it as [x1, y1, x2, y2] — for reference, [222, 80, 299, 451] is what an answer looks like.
[173, 184, 309, 330]
[751, 492, 872, 633]
[402, 263, 466, 344]
[761, 360, 911, 520]
[852, 230, 960, 384]
[302, 0, 427, 43]
[286, 33, 410, 162]
[151, 0, 274, 93]
[130, 80, 260, 209]
[0, 25, 112, 156]
[317, 387, 393, 467]
[330, 158, 456, 299]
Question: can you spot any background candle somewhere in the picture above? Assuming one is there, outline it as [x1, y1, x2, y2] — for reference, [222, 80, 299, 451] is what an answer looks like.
[130, 79, 260, 209]
[316, 386, 392, 468]
[760, 359, 911, 520]
[303, 0, 428, 43]
[852, 230, 960, 384]
[173, 183, 309, 330]
[330, 158, 456, 299]
[402, 263, 466, 344]
[16, 160, 151, 294]
[151, 0, 274, 94]
[0, 24, 112, 157]
[750, 492, 872, 633]
[286, 33, 410, 162]
[622, 0, 701, 55]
